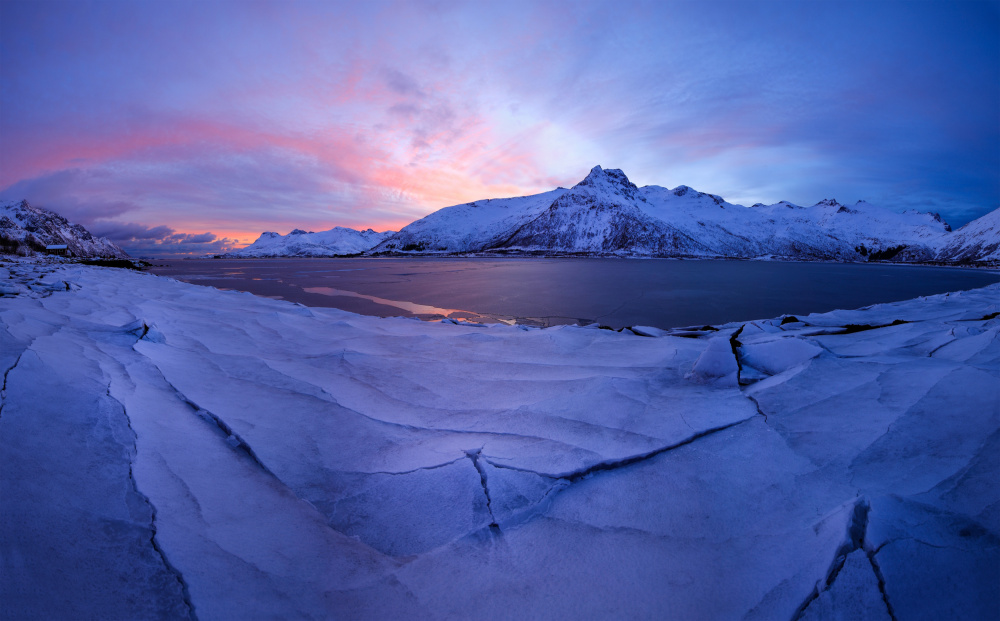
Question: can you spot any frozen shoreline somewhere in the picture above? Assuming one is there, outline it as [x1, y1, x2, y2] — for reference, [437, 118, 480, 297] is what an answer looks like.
[2, 258, 998, 619]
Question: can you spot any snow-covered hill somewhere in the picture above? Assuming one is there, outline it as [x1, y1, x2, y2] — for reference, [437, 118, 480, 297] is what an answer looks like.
[229, 226, 394, 257]
[936, 208, 1000, 264]
[373, 166, 978, 262]
[0, 200, 129, 258]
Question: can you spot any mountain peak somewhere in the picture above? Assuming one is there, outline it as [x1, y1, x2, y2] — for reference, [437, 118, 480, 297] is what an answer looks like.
[573, 165, 641, 201]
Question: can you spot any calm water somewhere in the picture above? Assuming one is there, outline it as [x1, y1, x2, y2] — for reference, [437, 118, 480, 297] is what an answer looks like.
[151, 258, 1000, 330]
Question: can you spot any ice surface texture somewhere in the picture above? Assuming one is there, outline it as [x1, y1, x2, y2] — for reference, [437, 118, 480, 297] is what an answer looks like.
[1, 258, 998, 619]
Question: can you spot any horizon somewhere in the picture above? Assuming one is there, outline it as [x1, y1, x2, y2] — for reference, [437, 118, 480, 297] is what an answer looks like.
[2, 0, 998, 258]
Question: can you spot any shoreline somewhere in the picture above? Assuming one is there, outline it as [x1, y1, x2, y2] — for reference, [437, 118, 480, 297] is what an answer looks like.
[205, 251, 1000, 270]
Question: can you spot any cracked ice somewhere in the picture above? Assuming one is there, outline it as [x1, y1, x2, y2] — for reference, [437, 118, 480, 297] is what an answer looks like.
[1, 258, 998, 619]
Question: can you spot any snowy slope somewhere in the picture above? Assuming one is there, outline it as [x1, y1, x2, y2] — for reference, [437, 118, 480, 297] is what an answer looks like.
[372, 188, 567, 253]
[229, 226, 394, 257]
[936, 207, 1000, 264]
[2, 257, 997, 618]
[373, 166, 960, 261]
[642, 189, 950, 261]
[749, 199, 949, 261]
[492, 166, 710, 255]
[0, 200, 129, 258]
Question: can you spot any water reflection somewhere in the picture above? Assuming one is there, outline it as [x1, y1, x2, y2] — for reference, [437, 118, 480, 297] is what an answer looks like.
[153, 258, 1000, 330]
[303, 286, 486, 320]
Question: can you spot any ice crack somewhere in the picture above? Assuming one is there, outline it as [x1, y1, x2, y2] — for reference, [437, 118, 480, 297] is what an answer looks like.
[190, 399, 278, 480]
[484, 417, 754, 483]
[866, 545, 898, 621]
[147, 364, 279, 481]
[563, 419, 750, 481]
[793, 498, 897, 621]
[107, 383, 197, 620]
[0, 350, 26, 419]
[348, 457, 467, 477]
[1, 352, 23, 393]
[927, 329, 956, 357]
[746, 393, 768, 422]
[465, 448, 500, 532]
[729, 324, 745, 385]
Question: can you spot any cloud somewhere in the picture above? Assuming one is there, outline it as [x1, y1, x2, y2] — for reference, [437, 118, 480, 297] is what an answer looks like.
[1, 0, 995, 235]
[115, 230, 238, 259]
[85, 219, 237, 258]
[89, 222, 175, 241]
[172, 232, 216, 244]
[0, 169, 139, 224]
[382, 68, 424, 98]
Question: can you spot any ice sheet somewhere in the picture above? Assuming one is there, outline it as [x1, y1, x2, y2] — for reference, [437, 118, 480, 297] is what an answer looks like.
[1, 258, 997, 618]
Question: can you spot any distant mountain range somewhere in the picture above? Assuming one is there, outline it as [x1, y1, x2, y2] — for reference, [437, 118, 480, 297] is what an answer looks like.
[5, 167, 997, 264]
[228, 166, 997, 264]
[0, 200, 128, 259]
[372, 166, 990, 263]
[228, 227, 394, 258]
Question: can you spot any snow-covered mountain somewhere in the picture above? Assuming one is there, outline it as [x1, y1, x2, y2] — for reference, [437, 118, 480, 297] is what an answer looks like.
[373, 166, 972, 262]
[0, 200, 129, 258]
[493, 167, 709, 255]
[373, 188, 567, 253]
[229, 226, 394, 257]
[935, 208, 1000, 264]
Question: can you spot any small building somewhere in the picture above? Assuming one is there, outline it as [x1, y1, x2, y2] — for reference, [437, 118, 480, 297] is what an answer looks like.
[44, 244, 68, 256]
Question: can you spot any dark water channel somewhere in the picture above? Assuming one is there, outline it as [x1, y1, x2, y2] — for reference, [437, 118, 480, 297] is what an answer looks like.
[151, 258, 1000, 330]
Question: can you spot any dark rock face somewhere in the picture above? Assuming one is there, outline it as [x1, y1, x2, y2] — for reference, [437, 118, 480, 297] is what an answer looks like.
[0, 200, 129, 258]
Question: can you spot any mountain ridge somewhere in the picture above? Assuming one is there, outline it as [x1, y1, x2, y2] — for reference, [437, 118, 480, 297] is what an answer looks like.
[227, 226, 395, 258]
[371, 166, 997, 265]
[7, 167, 995, 264]
[0, 200, 129, 259]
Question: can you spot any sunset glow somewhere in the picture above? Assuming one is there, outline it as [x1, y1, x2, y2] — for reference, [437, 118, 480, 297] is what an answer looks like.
[2, 0, 997, 257]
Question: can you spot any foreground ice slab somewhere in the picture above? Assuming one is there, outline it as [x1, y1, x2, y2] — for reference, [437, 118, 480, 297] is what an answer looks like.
[1, 259, 997, 619]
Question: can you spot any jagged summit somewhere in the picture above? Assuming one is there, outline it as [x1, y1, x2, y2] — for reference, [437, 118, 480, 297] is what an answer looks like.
[571, 165, 644, 203]
[0, 200, 128, 258]
[487, 167, 703, 254]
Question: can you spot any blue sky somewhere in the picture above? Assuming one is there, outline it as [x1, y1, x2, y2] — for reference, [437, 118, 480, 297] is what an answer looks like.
[2, 0, 997, 256]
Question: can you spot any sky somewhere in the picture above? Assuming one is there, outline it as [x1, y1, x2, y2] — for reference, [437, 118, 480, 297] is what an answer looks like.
[1, 0, 998, 257]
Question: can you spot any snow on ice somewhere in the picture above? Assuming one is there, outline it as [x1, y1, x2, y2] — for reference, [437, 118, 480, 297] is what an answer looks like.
[1, 257, 997, 619]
